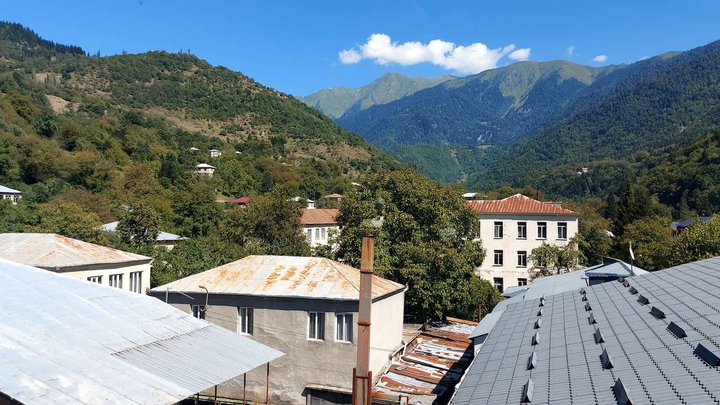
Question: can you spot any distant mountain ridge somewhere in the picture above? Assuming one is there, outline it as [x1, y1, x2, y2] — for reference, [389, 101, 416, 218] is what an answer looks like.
[300, 73, 453, 119]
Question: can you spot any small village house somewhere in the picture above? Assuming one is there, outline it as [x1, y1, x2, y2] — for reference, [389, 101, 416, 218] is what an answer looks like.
[0, 184, 22, 204]
[101, 221, 185, 250]
[0, 233, 152, 294]
[321, 193, 345, 205]
[0, 257, 282, 405]
[467, 194, 579, 292]
[224, 196, 251, 207]
[301, 208, 340, 248]
[151, 255, 406, 404]
[210, 148, 222, 158]
[195, 162, 216, 177]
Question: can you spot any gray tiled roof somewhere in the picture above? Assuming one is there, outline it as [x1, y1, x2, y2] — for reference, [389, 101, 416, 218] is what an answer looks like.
[453, 257, 720, 405]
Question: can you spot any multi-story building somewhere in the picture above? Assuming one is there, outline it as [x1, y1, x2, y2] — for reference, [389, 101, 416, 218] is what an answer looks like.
[0, 233, 152, 294]
[467, 194, 579, 292]
[301, 208, 340, 248]
[151, 255, 406, 404]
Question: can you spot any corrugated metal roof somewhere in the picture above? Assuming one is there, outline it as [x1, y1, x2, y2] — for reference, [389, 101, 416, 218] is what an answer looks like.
[195, 163, 215, 169]
[453, 257, 720, 405]
[152, 255, 405, 301]
[300, 208, 339, 225]
[101, 222, 185, 242]
[466, 194, 577, 216]
[581, 257, 647, 279]
[0, 233, 152, 270]
[0, 258, 283, 405]
[0, 185, 21, 194]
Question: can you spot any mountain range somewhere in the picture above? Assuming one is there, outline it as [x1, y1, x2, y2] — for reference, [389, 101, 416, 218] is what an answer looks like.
[305, 42, 720, 186]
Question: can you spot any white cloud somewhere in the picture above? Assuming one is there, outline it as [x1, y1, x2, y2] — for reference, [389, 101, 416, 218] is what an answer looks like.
[508, 48, 531, 61]
[593, 54, 608, 63]
[338, 34, 530, 74]
[566, 45, 575, 57]
[338, 49, 361, 64]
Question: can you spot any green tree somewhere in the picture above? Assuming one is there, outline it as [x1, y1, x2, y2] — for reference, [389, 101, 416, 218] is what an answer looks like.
[620, 216, 673, 271]
[565, 200, 612, 265]
[529, 241, 581, 278]
[116, 203, 160, 248]
[30, 201, 106, 244]
[667, 215, 720, 266]
[172, 180, 223, 237]
[333, 169, 499, 321]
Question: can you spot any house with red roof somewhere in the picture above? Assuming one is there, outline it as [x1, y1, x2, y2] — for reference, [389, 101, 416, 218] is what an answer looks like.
[467, 194, 579, 292]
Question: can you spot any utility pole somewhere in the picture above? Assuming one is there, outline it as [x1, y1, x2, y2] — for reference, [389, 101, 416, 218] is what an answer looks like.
[352, 236, 374, 405]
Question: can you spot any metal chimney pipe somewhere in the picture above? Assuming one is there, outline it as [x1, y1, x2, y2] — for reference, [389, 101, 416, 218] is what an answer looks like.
[352, 236, 374, 405]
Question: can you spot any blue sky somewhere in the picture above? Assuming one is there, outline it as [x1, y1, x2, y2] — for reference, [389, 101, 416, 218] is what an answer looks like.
[4, 1, 720, 95]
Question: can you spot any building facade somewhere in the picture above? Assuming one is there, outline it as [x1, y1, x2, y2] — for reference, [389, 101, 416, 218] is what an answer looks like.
[151, 255, 406, 405]
[0, 185, 21, 204]
[0, 233, 152, 294]
[195, 163, 215, 177]
[301, 208, 340, 248]
[468, 194, 579, 292]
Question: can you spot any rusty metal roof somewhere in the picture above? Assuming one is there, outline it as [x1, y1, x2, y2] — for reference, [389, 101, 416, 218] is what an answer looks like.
[373, 323, 476, 405]
[151, 255, 405, 301]
[466, 194, 577, 216]
[0, 233, 151, 271]
[0, 258, 283, 405]
[300, 208, 339, 225]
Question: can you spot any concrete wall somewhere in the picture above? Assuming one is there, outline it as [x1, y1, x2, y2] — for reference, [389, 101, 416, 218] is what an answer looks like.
[64, 262, 152, 294]
[161, 290, 404, 404]
[302, 225, 341, 248]
[476, 214, 579, 291]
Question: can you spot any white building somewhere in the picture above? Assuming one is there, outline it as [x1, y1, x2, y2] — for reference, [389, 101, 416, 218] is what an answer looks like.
[300, 208, 340, 248]
[151, 255, 406, 404]
[467, 194, 579, 292]
[210, 149, 222, 158]
[0, 233, 152, 294]
[0, 185, 22, 204]
[195, 163, 215, 177]
[101, 221, 185, 250]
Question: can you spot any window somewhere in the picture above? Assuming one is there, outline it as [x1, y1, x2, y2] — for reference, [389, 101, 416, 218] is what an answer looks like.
[518, 278, 528, 286]
[192, 305, 206, 319]
[109, 274, 123, 289]
[321, 227, 327, 240]
[308, 312, 325, 340]
[336, 313, 353, 343]
[558, 222, 568, 240]
[537, 222, 547, 239]
[129, 271, 142, 293]
[494, 221, 504, 238]
[238, 307, 254, 335]
[306, 229, 312, 242]
[493, 250, 504, 266]
[87, 275, 102, 284]
[517, 222, 527, 239]
[493, 277, 504, 292]
[315, 228, 320, 239]
[517, 251, 527, 268]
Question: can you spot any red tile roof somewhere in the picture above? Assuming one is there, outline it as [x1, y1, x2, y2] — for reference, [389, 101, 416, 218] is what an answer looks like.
[224, 197, 250, 204]
[300, 208, 339, 225]
[467, 193, 577, 216]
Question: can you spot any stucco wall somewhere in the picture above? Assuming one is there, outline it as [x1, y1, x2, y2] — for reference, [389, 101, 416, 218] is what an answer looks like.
[161, 291, 404, 404]
[476, 214, 578, 291]
[64, 262, 152, 294]
[302, 225, 341, 248]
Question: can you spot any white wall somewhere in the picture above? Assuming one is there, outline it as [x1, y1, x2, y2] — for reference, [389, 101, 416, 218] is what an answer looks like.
[476, 214, 578, 291]
[302, 225, 340, 248]
[370, 291, 405, 376]
[66, 262, 152, 294]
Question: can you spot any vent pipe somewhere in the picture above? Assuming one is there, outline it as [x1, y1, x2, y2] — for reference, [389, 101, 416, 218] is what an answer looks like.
[352, 236, 374, 405]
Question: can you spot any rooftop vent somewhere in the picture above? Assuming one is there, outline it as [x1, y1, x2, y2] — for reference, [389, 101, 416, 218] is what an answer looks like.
[637, 295, 649, 306]
[622, 279, 630, 288]
[629, 286, 638, 295]
[539, 297, 545, 307]
[601, 348, 614, 369]
[582, 295, 588, 302]
[521, 379, 534, 403]
[613, 378, 633, 405]
[532, 331, 540, 346]
[589, 313, 597, 325]
[537, 308, 543, 316]
[585, 302, 592, 311]
[534, 318, 542, 329]
[667, 322, 687, 339]
[527, 351, 538, 370]
[650, 306, 666, 320]
[617, 277, 625, 284]
[694, 343, 720, 367]
[580, 288, 586, 295]
[594, 328, 605, 344]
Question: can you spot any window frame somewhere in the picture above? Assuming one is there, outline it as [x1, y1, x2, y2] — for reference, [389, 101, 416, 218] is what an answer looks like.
[493, 277, 504, 292]
[518, 278, 528, 286]
[493, 250, 504, 266]
[537, 222, 547, 239]
[557, 222, 568, 240]
[306, 229, 312, 242]
[238, 307, 254, 335]
[517, 251, 528, 268]
[335, 313, 353, 343]
[493, 221, 504, 239]
[87, 275, 102, 284]
[109, 273, 123, 289]
[129, 271, 142, 293]
[517, 222, 527, 239]
[308, 312, 325, 341]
